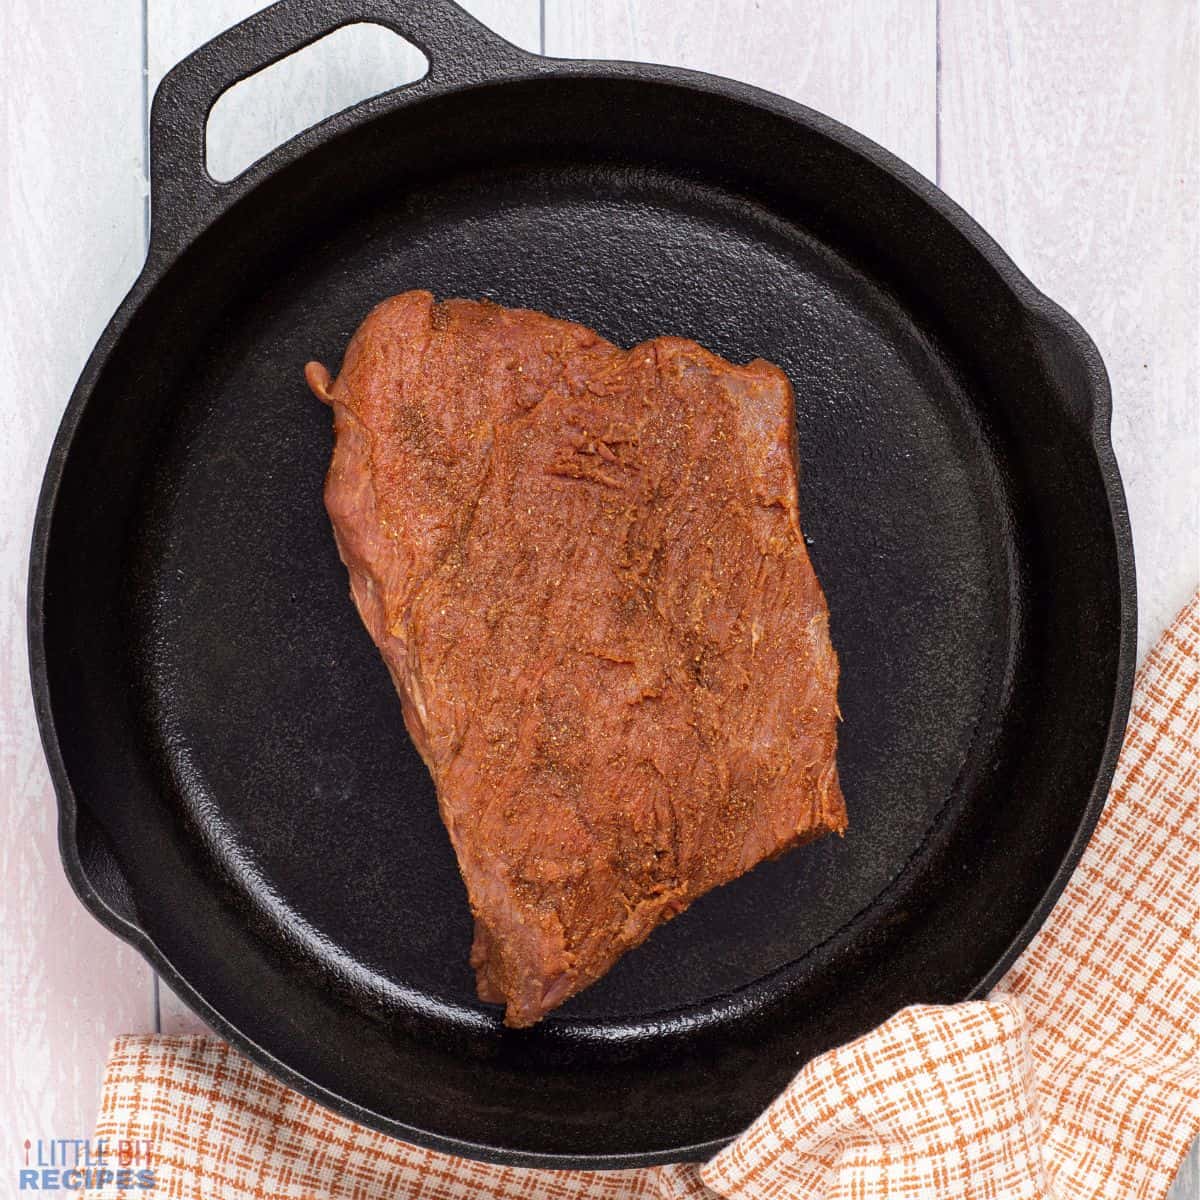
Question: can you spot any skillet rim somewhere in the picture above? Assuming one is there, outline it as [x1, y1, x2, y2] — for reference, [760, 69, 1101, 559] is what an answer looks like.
[27, 38, 1137, 1169]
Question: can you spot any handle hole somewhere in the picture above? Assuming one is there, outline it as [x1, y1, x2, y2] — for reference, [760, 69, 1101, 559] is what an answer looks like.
[205, 22, 428, 183]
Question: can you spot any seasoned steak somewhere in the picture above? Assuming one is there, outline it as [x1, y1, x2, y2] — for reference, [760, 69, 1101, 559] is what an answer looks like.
[305, 292, 846, 1027]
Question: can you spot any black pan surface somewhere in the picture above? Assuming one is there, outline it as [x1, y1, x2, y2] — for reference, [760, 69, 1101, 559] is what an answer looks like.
[29, 0, 1135, 1169]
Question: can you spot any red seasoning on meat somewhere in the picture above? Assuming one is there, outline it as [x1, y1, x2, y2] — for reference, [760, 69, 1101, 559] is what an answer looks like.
[306, 292, 846, 1027]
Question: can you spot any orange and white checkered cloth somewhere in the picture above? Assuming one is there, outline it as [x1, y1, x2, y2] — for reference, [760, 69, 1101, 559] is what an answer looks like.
[94, 594, 1200, 1200]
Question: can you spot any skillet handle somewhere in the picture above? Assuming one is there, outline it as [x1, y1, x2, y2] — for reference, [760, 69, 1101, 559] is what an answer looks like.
[148, 0, 529, 251]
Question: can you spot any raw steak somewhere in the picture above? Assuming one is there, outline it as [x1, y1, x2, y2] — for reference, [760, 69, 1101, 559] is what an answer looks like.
[305, 292, 846, 1028]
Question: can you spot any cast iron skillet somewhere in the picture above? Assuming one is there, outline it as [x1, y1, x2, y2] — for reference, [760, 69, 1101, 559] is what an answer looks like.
[29, 0, 1135, 1169]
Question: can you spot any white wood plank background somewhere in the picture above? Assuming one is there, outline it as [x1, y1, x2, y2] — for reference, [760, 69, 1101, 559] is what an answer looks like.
[2, 1, 1195, 1191]
[1, 0, 157, 1155]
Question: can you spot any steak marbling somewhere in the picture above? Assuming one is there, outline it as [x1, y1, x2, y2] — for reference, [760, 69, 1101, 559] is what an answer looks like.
[305, 292, 846, 1027]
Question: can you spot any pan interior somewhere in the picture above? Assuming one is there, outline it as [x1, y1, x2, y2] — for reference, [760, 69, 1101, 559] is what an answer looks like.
[134, 160, 1007, 1022]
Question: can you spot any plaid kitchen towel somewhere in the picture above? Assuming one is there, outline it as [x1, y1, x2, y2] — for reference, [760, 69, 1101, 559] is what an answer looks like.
[92, 594, 1200, 1200]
